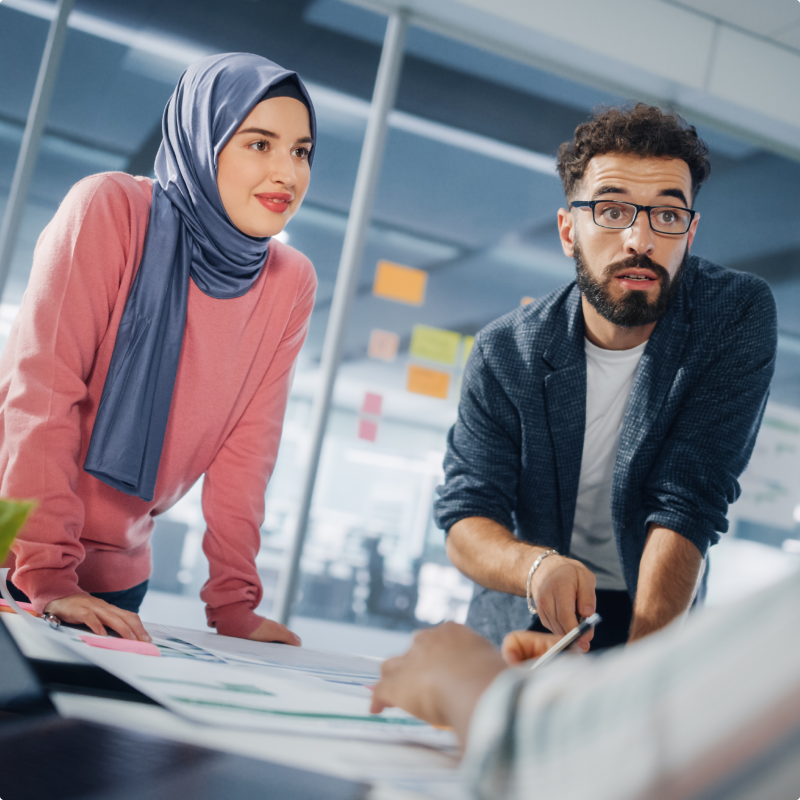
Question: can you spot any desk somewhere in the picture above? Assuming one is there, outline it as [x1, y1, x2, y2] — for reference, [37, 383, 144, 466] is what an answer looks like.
[4, 614, 463, 800]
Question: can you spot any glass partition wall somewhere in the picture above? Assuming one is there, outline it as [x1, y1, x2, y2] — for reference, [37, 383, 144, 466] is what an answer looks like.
[1, 0, 798, 646]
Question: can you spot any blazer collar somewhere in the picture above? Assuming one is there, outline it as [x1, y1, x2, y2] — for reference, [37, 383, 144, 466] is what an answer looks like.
[543, 285, 585, 370]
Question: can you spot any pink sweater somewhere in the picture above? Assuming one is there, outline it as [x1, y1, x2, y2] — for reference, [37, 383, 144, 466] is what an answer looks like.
[0, 173, 316, 638]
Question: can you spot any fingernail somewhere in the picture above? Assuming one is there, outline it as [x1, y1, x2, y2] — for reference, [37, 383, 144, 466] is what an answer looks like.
[581, 606, 594, 617]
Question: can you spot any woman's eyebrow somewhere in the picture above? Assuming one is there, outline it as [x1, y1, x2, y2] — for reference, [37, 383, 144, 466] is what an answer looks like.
[236, 127, 278, 138]
[236, 127, 314, 146]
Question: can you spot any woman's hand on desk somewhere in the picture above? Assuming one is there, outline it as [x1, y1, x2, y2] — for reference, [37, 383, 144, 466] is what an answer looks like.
[44, 595, 151, 641]
[246, 617, 301, 646]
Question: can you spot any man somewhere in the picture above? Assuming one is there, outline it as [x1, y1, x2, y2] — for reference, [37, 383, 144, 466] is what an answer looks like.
[434, 104, 777, 649]
[369, 571, 800, 800]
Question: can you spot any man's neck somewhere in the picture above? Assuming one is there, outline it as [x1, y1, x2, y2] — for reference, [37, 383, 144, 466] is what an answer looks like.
[581, 296, 656, 351]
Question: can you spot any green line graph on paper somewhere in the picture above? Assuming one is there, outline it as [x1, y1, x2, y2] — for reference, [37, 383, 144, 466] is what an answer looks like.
[169, 695, 427, 725]
[140, 676, 275, 696]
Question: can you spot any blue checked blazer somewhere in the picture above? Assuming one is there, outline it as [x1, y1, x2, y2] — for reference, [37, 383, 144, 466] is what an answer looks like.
[434, 256, 778, 646]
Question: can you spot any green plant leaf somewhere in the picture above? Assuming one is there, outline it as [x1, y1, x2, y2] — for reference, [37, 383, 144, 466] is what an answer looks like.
[0, 499, 37, 563]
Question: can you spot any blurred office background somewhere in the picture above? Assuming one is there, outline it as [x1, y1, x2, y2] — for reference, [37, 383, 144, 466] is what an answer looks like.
[1, 0, 799, 655]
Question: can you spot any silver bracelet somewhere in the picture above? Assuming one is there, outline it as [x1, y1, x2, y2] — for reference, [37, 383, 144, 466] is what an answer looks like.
[526, 549, 559, 616]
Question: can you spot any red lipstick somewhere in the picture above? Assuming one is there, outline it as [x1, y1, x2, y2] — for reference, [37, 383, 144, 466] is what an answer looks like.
[255, 192, 292, 213]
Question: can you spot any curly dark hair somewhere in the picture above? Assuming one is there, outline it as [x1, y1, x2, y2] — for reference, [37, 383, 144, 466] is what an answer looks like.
[556, 103, 710, 204]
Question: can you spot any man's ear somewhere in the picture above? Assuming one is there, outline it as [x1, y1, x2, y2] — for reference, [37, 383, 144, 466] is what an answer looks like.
[557, 205, 575, 257]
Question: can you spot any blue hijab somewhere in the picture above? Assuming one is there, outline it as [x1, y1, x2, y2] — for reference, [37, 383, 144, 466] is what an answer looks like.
[84, 53, 316, 502]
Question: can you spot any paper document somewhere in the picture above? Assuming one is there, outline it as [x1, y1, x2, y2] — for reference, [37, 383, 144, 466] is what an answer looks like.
[0, 576, 453, 749]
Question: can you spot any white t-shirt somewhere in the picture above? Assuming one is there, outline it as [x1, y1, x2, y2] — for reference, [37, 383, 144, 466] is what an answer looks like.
[568, 337, 647, 591]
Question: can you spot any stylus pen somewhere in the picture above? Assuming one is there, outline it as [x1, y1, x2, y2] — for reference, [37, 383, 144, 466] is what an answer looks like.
[528, 613, 602, 671]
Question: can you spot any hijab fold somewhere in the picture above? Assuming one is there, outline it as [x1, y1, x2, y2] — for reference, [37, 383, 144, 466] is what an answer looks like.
[84, 53, 316, 502]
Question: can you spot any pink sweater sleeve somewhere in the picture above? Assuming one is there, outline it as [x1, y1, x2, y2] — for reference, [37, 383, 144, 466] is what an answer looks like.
[2, 175, 145, 612]
[200, 258, 317, 638]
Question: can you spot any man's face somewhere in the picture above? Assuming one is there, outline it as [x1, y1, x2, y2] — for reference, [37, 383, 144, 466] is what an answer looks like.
[557, 154, 699, 328]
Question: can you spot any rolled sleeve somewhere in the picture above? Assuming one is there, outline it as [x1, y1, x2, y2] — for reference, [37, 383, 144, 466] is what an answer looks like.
[643, 278, 777, 553]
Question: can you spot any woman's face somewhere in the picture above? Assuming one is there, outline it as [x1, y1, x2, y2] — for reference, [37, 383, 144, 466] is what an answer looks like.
[217, 96, 312, 238]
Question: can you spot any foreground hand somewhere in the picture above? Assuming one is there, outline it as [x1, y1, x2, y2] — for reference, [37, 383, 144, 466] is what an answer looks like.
[44, 594, 151, 641]
[246, 617, 301, 646]
[501, 629, 586, 665]
[531, 554, 597, 642]
[370, 622, 506, 745]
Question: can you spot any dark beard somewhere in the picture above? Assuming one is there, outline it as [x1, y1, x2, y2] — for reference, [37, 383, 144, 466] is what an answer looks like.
[574, 241, 686, 328]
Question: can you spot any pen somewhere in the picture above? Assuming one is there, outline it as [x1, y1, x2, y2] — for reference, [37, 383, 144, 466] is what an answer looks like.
[528, 613, 602, 671]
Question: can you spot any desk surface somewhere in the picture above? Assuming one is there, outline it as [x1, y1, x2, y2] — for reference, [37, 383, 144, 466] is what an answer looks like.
[4, 613, 463, 800]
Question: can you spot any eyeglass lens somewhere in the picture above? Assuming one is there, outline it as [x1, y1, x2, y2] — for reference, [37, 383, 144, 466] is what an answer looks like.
[593, 201, 691, 233]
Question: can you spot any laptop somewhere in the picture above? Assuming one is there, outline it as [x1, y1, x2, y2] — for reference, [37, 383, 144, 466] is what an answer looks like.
[0, 615, 370, 800]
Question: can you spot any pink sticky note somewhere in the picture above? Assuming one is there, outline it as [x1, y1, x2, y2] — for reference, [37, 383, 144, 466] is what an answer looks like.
[367, 329, 400, 362]
[361, 392, 383, 416]
[358, 418, 378, 442]
[79, 635, 160, 656]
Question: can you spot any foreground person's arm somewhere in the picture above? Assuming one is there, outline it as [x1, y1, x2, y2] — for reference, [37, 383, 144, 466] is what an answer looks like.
[375, 574, 800, 800]
[370, 623, 562, 747]
[628, 523, 704, 642]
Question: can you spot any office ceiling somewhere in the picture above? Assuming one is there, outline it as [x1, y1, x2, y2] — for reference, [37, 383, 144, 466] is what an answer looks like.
[0, 0, 798, 415]
[665, 0, 800, 51]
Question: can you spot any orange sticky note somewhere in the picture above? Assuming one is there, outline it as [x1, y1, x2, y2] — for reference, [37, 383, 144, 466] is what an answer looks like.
[0, 599, 36, 616]
[521, 296, 535, 306]
[407, 365, 450, 400]
[367, 329, 400, 362]
[80, 635, 161, 656]
[373, 261, 427, 306]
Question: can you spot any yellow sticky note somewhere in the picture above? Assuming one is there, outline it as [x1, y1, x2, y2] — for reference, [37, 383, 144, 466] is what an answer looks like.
[462, 335, 475, 366]
[409, 325, 461, 366]
[373, 261, 427, 306]
[407, 365, 450, 400]
[521, 296, 535, 306]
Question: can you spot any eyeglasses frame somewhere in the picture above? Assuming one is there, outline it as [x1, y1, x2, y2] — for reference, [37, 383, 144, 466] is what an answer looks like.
[569, 200, 697, 235]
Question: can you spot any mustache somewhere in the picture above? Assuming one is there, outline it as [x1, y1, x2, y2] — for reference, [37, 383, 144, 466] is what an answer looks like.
[602, 253, 670, 283]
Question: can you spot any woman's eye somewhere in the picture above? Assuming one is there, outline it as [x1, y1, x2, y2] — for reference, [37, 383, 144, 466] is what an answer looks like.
[249, 140, 268, 152]
[293, 146, 311, 159]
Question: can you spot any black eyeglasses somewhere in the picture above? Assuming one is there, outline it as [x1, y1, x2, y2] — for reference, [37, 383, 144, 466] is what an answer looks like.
[570, 200, 697, 235]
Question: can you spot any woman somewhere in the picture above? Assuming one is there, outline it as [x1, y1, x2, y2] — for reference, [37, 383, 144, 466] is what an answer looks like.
[0, 53, 316, 644]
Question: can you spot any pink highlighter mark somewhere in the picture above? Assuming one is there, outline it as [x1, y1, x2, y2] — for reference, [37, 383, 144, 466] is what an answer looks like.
[79, 635, 160, 656]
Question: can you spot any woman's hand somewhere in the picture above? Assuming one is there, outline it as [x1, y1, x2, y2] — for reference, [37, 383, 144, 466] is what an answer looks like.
[370, 622, 507, 746]
[501, 629, 584, 664]
[44, 595, 151, 641]
[246, 617, 301, 646]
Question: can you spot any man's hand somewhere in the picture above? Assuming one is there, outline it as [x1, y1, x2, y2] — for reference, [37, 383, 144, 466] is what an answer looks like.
[501, 629, 584, 664]
[44, 595, 151, 641]
[246, 617, 301, 646]
[370, 622, 507, 746]
[446, 518, 596, 644]
[530, 554, 597, 641]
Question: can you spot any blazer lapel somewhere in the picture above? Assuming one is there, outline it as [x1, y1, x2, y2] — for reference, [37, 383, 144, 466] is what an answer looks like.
[543, 287, 587, 546]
